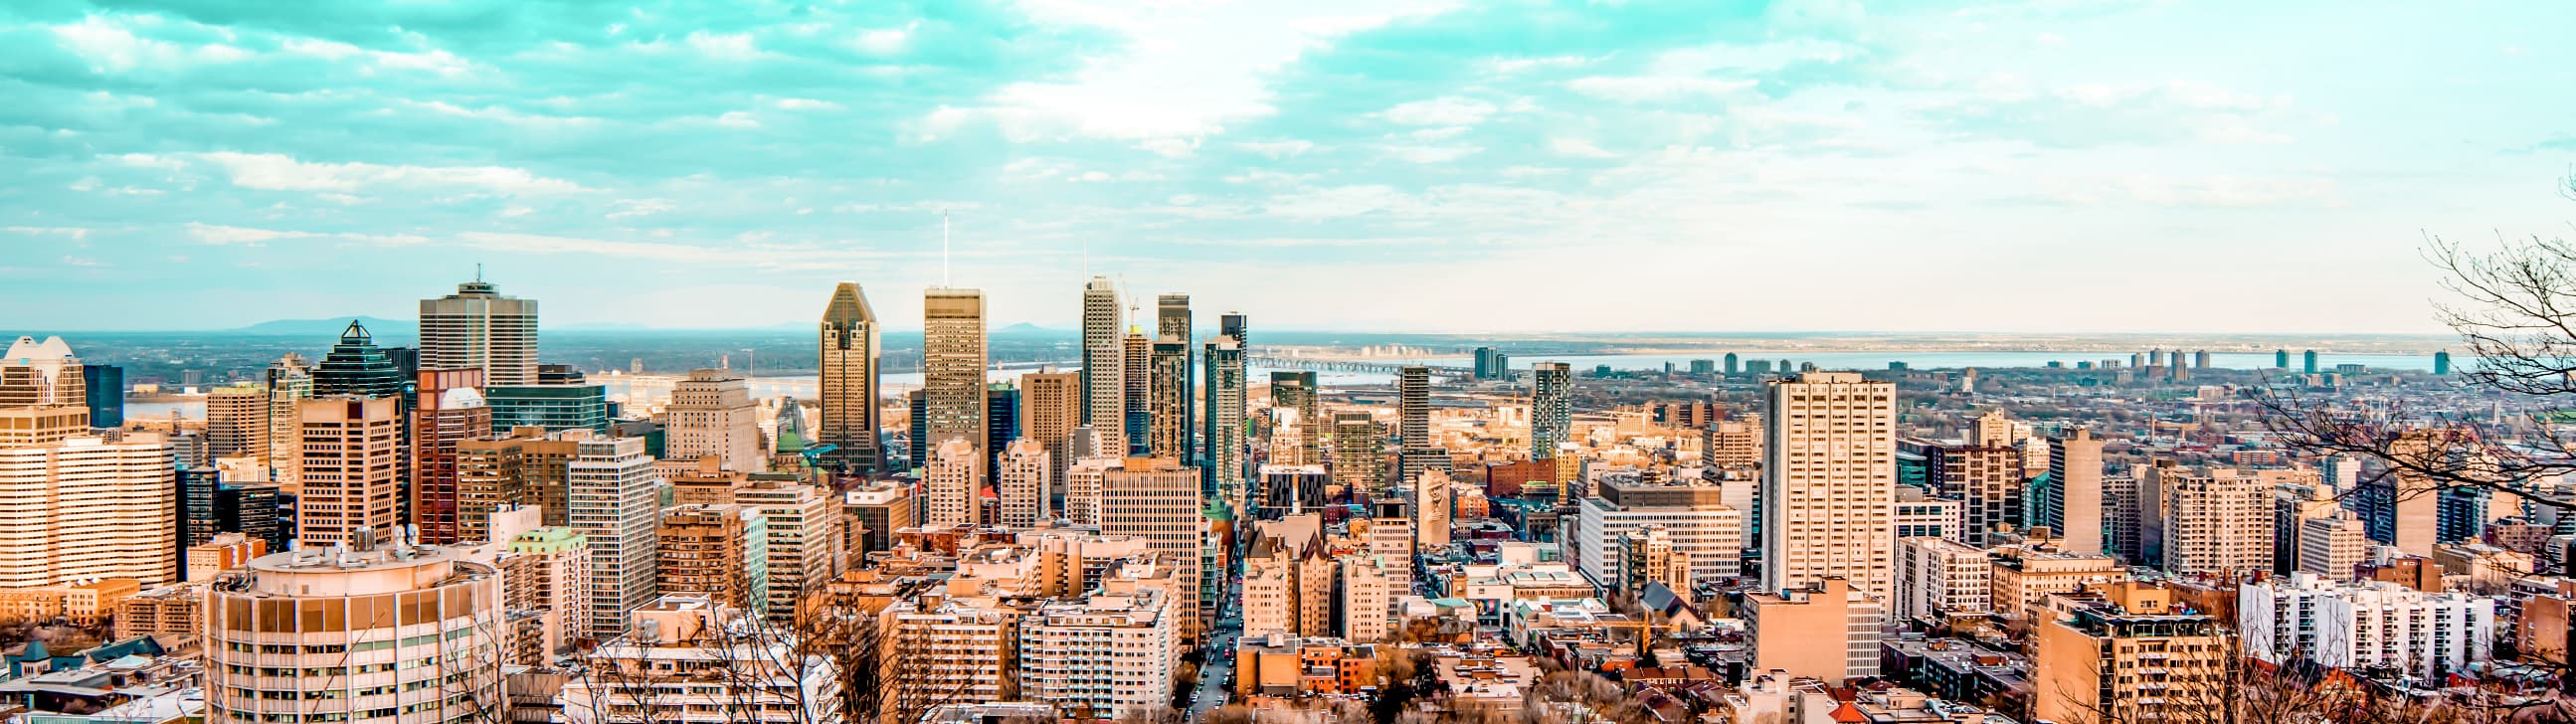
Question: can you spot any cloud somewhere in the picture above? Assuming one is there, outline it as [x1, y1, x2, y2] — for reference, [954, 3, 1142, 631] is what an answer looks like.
[1379, 96, 1497, 126]
[1566, 76, 1757, 101]
[149, 152, 589, 194]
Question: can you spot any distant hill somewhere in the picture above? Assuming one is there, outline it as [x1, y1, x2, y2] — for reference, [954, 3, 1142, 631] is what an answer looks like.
[234, 316, 416, 338]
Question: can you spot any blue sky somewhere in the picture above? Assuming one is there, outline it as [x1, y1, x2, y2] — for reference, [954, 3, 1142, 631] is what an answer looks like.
[2, 0, 2571, 333]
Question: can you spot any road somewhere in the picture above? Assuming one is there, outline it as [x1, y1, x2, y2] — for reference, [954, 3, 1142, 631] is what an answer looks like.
[1186, 579, 1245, 719]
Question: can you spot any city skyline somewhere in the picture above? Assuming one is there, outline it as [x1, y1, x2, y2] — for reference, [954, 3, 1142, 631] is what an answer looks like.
[3, 1, 2572, 334]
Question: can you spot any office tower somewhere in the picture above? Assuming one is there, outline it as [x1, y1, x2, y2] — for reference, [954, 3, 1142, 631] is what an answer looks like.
[1472, 347, 1499, 381]
[2193, 350, 2212, 369]
[457, 428, 581, 537]
[818, 281, 883, 473]
[1260, 464, 1328, 516]
[2241, 573, 2495, 681]
[569, 433, 659, 638]
[2359, 430, 2447, 558]
[1931, 442, 2021, 545]
[906, 389, 928, 467]
[295, 396, 402, 549]
[733, 475, 834, 621]
[924, 287, 989, 455]
[2143, 461, 2271, 574]
[656, 503, 768, 615]
[1531, 362, 1572, 460]
[560, 596, 841, 724]
[2302, 349, 2319, 375]
[0, 433, 175, 587]
[1269, 371, 1323, 465]
[1204, 330, 1246, 508]
[842, 480, 912, 555]
[2033, 595, 2226, 724]
[1743, 578, 1884, 680]
[214, 483, 283, 553]
[2045, 429, 2106, 555]
[420, 278, 539, 387]
[2435, 350, 2454, 376]
[986, 383, 1019, 476]
[1021, 371, 1081, 499]
[924, 438, 981, 527]
[1242, 514, 1337, 638]
[412, 368, 490, 545]
[666, 369, 760, 471]
[1081, 276, 1125, 448]
[1394, 365, 1444, 486]
[1894, 537, 1991, 621]
[486, 365, 609, 433]
[205, 384, 268, 458]
[997, 439, 1050, 527]
[1149, 330, 1195, 461]
[1122, 329, 1150, 455]
[314, 320, 408, 398]
[1017, 577, 1182, 721]
[1099, 456, 1207, 644]
[205, 545, 506, 724]
[2103, 474, 2142, 563]
[1690, 359, 1716, 376]
[1330, 411, 1385, 492]
[1763, 372, 1898, 601]
[265, 355, 314, 488]
[181, 465, 220, 549]
[1566, 475, 1745, 589]
[79, 364, 119, 429]
[1063, 455, 1114, 525]
[0, 336, 85, 411]
[2300, 511, 2370, 579]
[1219, 311, 1246, 341]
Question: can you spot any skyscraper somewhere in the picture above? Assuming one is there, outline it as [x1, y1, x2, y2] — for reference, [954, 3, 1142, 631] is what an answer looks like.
[1762, 371, 1898, 600]
[1531, 362, 1572, 460]
[1396, 365, 1445, 485]
[1081, 276, 1126, 451]
[2277, 349, 2292, 368]
[2046, 429, 2106, 556]
[420, 278, 539, 387]
[2302, 349, 2319, 375]
[2435, 350, 2453, 376]
[568, 433, 660, 638]
[818, 281, 882, 473]
[1269, 371, 1322, 465]
[1021, 371, 1082, 502]
[1724, 352, 1740, 376]
[1150, 293, 1195, 461]
[264, 355, 312, 488]
[485, 365, 609, 434]
[80, 364, 120, 430]
[924, 287, 990, 457]
[313, 320, 408, 399]
[987, 383, 1020, 476]
[1123, 328, 1151, 454]
[1204, 328, 1246, 509]
[924, 438, 981, 527]
[1099, 456, 1207, 645]
[0, 433, 176, 587]
[412, 368, 490, 545]
[295, 395, 403, 549]
[665, 369, 761, 471]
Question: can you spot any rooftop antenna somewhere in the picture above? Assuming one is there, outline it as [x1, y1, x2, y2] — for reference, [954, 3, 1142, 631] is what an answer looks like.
[474, 263, 483, 282]
[941, 209, 952, 287]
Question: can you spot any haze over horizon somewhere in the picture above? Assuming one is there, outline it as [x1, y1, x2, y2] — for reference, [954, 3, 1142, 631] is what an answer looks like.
[5, 1, 2571, 334]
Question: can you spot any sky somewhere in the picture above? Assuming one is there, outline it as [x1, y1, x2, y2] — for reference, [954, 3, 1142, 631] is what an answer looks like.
[2, 0, 2572, 334]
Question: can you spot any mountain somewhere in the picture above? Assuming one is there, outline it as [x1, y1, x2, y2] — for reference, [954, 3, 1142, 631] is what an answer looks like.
[234, 316, 417, 338]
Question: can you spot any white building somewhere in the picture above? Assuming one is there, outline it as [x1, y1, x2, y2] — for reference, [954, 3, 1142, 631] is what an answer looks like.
[569, 433, 660, 639]
[206, 544, 506, 724]
[2240, 572, 2496, 682]
[2146, 462, 2272, 575]
[0, 434, 176, 587]
[1017, 581, 1179, 720]
[1063, 455, 1116, 526]
[558, 595, 841, 724]
[996, 439, 1050, 527]
[420, 279, 539, 387]
[1894, 536, 1991, 622]
[1565, 493, 1744, 594]
[924, 438, 982, 527]
[735, 477, 837, 621]
[1761, 372, 1898, 600]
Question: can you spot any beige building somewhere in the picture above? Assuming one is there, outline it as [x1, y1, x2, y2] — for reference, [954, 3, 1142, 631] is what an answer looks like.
[818, 281, 883, 473]
[1340, 552, 1397, 642]
[457, 427, 581, 537]
[1894, 536, 1990, 622]
[420, 278, 539, 387]
[665, 369, 761, 472]
[206, 544, 507, 724]
[1990, 546, 2127, 627]
[2047, 429, 2106, 556]
[1021, 370, 1082, 491]
[2144, 461, 2272, 575]
[877, 589, 1019, 724]
[1762, 372, 1898, 600]
[1080, 276, 1126, 452]
[1743, 577, 1883, 682]
[1017, 568, 1183, 720]
[0, 434, 176, 587]
[2032, 598, 2228, 724]
[924, 437, 982, 527]
[295, 396, 403, 549]
[2300, 511, 2371, 580]
[996, 439, 1050, 527]
[569, 433, 661, 639]
[1330, 411, 1385, 492]
[499, 525, 587, 662]
[923, 287, 989, 454]
[736, 475, 837, 622]
[1099, 456, 1206, 644]
[1243, 514, 1337, 639]
[559, 595, 842, 724]
[205, 384, 268, 460]
[1704, 419, 1760, 470]
[657, 503, 758, 612]
[114, 583, 203, 640]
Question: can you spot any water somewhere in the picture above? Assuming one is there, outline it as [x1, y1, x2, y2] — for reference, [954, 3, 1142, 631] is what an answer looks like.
[1397, 351, 2439, 373]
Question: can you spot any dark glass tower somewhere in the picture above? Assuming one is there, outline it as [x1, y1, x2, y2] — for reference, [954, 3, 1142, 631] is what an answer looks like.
[82, 363, 122, 429]
[314, 321, 408, 398]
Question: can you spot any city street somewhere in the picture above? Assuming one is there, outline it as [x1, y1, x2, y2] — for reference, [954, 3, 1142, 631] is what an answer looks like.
[1186, 580, 1245, 719]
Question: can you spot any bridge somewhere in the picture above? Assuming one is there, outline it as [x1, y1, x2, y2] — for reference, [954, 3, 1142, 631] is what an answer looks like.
[1246, 355, 1503, 381]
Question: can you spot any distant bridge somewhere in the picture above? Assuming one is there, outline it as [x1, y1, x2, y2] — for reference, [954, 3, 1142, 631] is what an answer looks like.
[1247, 355, 1502, 381]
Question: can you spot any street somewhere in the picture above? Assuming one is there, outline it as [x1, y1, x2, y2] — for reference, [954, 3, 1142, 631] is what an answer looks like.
[1186, 578, 1245, 719]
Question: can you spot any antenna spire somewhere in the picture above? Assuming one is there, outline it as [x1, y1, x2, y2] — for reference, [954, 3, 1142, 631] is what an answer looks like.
[475, 263, 483, 282]
[941, 209, 952, 287]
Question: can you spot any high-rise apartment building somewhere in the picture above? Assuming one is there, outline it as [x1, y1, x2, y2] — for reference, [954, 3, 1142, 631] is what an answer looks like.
[1930, 442, 2021, 545]
[421, 279, 538, 387]
[264, 355, 313, 489]
[1566, 476, 1745, 591]
[997, 439, 1050, 527]
[1530, 363, 1572, 462]
[412, 368, 489, 544]
[666, 369, 761, 472]
[1204, 331, 1246, 508]
[2377, 431, 2447, 558]
[1021, 370, 1082, 499]
[841, 480, 912, 555]
[924, 438, 982, 527]
[1099, 456, 1207, 644]
[2033, 596, 2227, 724]
[877, 591, 1017, 724]
[1330, 411, 1384, 492]
[1152, 294, 1195, 461]
[1017, 578, 1182, 720]
[205, 545, 506, 724]
[569, 433, 660, 639]
[559, 596, 840, 724]
[1743, 577, 1884, 681]
[1081, 276, 1125, 450]
[1894, 537, 1990, 622]
[1761, 371, 1898, 600]
[656, 503, 768, 615]
[924, 287, 989, 455]
[818, 281, 882, 473]
[1269, 371, 1322, 465]
[2299, 511, 2370, 579]
[1395, 365, 1446, 487]
[2143, 460, 2272, 575]
[1123, 329, 1151, 455]
[2046, 429, 2106, 555]
[1242, 514, 1336, 638]
[0, 434, 176, 587]
[2241, 572, 2495, 681]
[457, 427, 581, 536]
[734, 476, 835, 621]
[295, 396, 402, 549]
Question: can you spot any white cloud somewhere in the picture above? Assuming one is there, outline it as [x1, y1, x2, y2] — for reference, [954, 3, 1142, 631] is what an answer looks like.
[1380, 96, 1497, 126]
[774, 97, 840, 110]
[1548, 137, 1619, 158]
[3, 226, 92, 240]
[1138, 137, 1200, 158]
[187, 223, 316, 245]
[1383, 144, 1483, 164]
[607, 199, 677, 220]
[1237, 140, 1315, 159]
[685, 32, 760, 60]
[1565, 76, 1757, 101]
[851, 26, 912, 55]
[714, 110, 762, 128]
[143, 152, 587, 195]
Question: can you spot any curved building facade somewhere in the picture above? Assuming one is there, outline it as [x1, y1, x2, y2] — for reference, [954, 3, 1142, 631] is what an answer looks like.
[205, 544, 506, 724]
